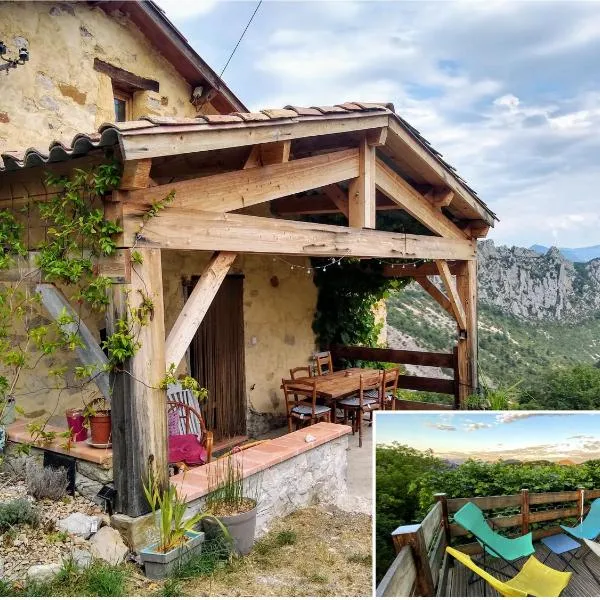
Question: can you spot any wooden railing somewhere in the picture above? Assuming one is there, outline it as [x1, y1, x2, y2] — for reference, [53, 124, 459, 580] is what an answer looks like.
[378, 488, 600, 597]
[331, 344, 459, 408]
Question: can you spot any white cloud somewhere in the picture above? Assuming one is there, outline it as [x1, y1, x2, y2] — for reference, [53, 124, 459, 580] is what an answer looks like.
[426, 422, 457, 431]
[155, 0, 219, 20]
[464, 422, 492, 432]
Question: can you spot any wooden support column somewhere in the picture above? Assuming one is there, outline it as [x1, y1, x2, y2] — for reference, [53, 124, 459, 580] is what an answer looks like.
[455, 259, 478, 403]
[107, 247, 167, 517]
[348, 137, 376, 228]
[392, 524, 435, 596]
[165, 251, 237, 369]
[434, 493, 451, 546]
[521, 489, 530, 534]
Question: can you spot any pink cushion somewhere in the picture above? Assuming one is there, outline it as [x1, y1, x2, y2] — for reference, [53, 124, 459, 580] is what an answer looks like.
[168, 434, 207, 466]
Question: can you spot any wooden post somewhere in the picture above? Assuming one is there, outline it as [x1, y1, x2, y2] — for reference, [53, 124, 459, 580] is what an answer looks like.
[577, 486, 585, 521]
[348, 137, 376, 229]
[107, 247, 168, 517]
[392, 524, 435, 597]
[455, 259, 478, 402]
[521, 489, 530, 534]
[435, 493, 451, 546]
[452, 346, 461, 409]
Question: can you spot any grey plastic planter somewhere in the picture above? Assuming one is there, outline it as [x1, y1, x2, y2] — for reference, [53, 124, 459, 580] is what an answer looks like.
[202, 503, 257, 556]
[140, 530, 205, 580]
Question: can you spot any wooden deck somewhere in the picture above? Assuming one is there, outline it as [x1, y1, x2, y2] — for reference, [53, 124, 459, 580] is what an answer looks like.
[449, 542, 600, 597]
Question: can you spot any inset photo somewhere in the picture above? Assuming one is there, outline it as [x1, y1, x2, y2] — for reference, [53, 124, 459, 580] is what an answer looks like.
[376, 412, 600, 597]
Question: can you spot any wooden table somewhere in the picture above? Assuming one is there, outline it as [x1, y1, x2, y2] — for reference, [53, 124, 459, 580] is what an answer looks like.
[291, 368, 389, 423]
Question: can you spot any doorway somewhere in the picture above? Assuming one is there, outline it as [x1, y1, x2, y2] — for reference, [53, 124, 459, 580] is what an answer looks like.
[188, 274, 246, 440]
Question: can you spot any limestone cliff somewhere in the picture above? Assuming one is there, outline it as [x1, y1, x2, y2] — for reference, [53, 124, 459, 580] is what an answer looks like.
[478, 240, 600, 321]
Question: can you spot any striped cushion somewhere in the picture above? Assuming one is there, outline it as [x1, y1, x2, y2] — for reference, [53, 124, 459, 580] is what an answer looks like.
[338, 396, 379, 408]
[291, 404, 331, 416]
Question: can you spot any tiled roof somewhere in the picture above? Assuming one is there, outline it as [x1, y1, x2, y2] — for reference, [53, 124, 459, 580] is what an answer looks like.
[0, 102, 495, 220]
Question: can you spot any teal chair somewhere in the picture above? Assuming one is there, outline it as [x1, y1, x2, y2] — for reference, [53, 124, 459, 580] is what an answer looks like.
[454, 502, 535, 575]
[562, 498, 600, 540]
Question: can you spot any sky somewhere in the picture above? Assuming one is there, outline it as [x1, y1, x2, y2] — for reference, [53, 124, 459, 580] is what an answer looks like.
[376, 412, 600, 463]
[156, 0, 600, 249]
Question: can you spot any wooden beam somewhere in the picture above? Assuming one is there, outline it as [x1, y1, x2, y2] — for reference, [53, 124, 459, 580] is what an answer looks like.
[95, 249, 131, 284]
[463, 220, 491, 239]
[382, 261, 461, 278]
[456, 259, 478, 402]
[93, 58, 159, 92]
[271, 192, 399, 216]
[322, 185, 349, 218]
[121, 148, 359, 213]
[36, 284, 110, 401]
[376, 158, 467, 239]
[348, 137, 376, 228]
[123, 208, 477, 260]
[415, 277, 454, 318]
[119, 159, 152, 190]
[366, 126, 388, 147]
[120, 112, 390, 160]
[165, 252, 236, 369]
[427, 189, 454, 210]
[243, 140, 291, 169]
[107, 247, 167, 517]
[435, 259, 467, 331]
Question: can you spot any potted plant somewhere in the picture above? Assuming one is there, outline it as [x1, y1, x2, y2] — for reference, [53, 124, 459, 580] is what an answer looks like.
[83, 397, 111, 446]
[65, 407, 88, 442]
[202, 453, 259, 556]
[140, 469, 229, 580]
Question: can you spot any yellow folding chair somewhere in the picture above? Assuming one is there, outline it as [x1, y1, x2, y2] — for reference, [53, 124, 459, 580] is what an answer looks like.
[446, 546, 572, 597]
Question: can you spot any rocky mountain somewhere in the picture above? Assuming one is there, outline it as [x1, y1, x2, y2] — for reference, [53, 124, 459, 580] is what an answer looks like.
[478, 240, 600, 321]
[386, 240, 600, 387]
[530, 244, 600, 263]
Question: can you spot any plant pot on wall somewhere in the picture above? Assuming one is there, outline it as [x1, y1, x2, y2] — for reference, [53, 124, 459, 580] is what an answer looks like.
[89, 409, 111, 445]
[140, 529, 205, 580]
[202, 501, 257, 556]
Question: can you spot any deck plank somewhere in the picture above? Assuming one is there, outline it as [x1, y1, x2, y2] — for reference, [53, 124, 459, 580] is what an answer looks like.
[449, 542, 600, 597]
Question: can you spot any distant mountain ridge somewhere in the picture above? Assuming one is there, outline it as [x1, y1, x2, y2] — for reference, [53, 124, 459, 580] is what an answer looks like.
[530, 244, 600, 263]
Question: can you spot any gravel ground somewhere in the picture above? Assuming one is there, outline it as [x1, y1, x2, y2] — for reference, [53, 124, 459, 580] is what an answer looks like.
[0, 472, 106, 581]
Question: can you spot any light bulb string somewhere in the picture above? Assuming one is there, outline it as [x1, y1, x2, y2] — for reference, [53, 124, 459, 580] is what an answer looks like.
[270, 256, 429, 274]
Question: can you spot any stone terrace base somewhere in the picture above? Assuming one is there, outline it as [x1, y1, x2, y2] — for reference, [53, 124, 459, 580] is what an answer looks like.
[112, 422, 352, 553]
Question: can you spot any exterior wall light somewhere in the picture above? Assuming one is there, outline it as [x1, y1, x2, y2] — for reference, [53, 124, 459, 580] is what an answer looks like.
[0, 41, 29, 74]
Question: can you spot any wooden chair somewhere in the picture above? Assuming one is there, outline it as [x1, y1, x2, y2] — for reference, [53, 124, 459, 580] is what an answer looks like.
[290, 366, 311, 380]
[381, 367, 400, 410]
[282, 378, 331, 432]
[338, 372, 383, 447]
[313, 351, 333, 376]
[166, 384, 213, 470]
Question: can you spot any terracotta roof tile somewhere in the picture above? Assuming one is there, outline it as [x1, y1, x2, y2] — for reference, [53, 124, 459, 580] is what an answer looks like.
[311, 105, 349, 114]
[231, 111, 271, 122]
[283, 106, 323, 116]
[202, 114, 244, 123]
[260, 108, 298, 119]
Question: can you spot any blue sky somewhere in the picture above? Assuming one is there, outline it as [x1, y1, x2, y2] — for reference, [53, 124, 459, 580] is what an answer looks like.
[376, 412, 600, 462]
[157, 0, 600, 249]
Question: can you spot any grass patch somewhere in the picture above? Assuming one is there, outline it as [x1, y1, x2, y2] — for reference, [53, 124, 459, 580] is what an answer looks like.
[170, 537, 231, 579]
[348, 552, 372, 566]
[255, 528, 297, 555]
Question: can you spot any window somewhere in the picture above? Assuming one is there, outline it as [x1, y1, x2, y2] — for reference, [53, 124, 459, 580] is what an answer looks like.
[113, 90, 132, 122]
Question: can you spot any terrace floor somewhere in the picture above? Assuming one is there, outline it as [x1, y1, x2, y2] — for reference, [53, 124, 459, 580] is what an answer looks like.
[449, 542, 600, 597]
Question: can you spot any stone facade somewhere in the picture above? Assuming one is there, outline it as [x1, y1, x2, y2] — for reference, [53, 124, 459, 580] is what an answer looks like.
[0, 2, 221, 151]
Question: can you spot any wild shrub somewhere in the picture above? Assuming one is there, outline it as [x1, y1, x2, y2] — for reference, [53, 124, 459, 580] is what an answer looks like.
[0, 498, 39, 533]
[25, 462, 68, 501]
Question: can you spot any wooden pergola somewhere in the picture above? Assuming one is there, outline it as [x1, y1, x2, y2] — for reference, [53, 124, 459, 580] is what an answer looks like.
[0, 102, 497, 516]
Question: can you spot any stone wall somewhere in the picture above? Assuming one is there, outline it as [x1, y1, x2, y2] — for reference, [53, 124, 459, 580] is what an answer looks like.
[0, 1, 219, 151]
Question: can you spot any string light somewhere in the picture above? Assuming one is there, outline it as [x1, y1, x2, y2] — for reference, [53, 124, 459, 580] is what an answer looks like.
[269, 255, 429, 275]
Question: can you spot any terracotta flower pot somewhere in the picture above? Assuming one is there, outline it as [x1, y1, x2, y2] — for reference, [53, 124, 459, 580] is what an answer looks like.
[65, 408, 88, 442]
[89, 409, 112, 445]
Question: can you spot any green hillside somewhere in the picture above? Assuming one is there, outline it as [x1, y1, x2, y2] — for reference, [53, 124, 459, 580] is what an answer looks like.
[387, 286, 600, 387]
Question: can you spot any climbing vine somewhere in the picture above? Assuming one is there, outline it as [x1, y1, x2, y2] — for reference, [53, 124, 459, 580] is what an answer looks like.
[0, 159, 204, 453]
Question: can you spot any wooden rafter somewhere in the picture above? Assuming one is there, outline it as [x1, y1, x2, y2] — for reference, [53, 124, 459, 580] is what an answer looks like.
[165, 251, 237, 369]
[119, 159, 152, 190]
[415, 277, 454, 318]
[243, 140, 291, 169]
[435, 259, 467, 331]
[118, 148, 359, 213]
[376, 159, 467, 240]
[322, 185, 349, 218]
[122, 207, 477, 260]
[348, 137, 376, 228]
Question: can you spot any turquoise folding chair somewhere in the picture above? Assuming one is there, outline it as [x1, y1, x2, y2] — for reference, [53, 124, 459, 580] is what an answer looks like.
[454, 502, 535, 576]
[562, 498, 600, 540]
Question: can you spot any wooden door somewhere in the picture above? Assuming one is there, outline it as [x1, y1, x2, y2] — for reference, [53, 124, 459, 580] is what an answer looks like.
[189, 275, 246, 440]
